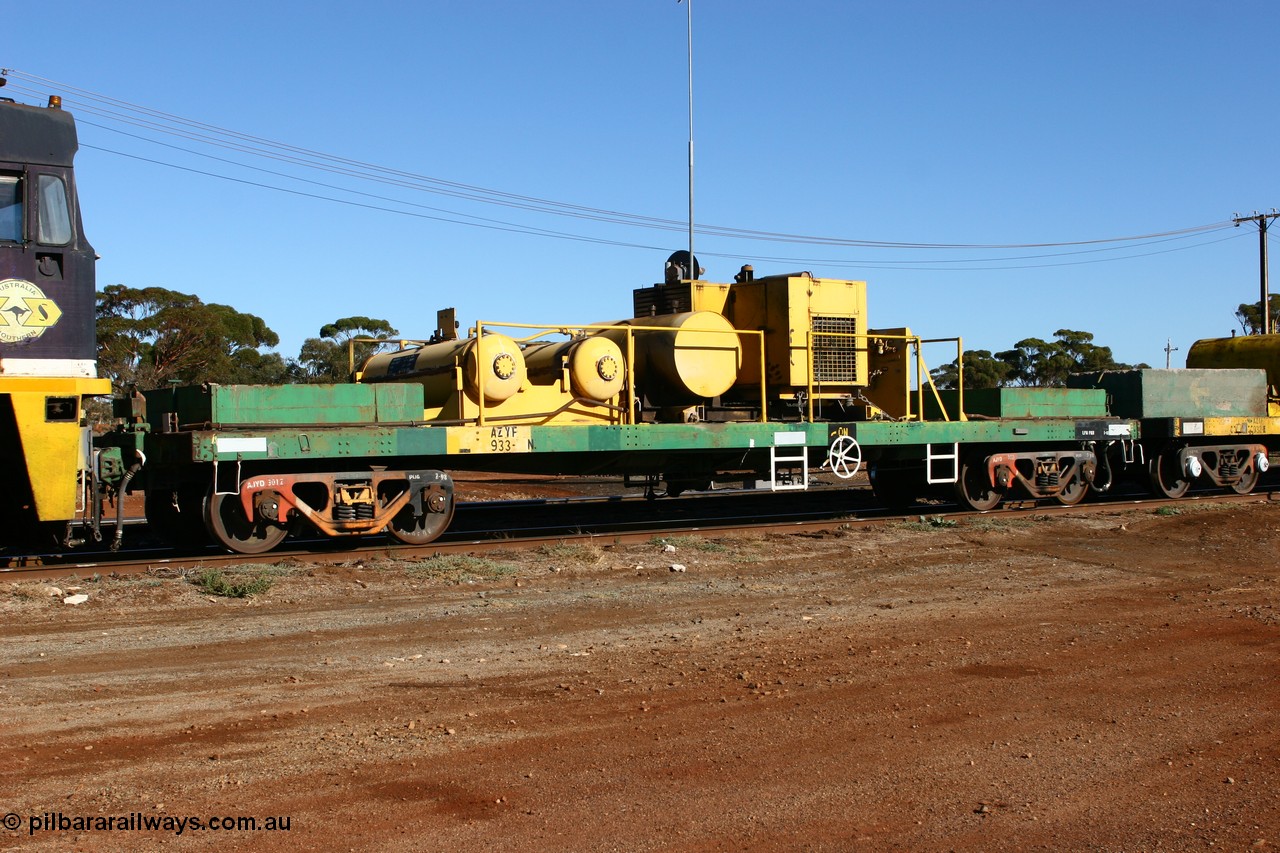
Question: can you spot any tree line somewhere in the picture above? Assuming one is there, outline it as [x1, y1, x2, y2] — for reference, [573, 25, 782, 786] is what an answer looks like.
[96, 284, 399, 391]
[930, 295, 1278, 390]
[928, 329, 1149, 390]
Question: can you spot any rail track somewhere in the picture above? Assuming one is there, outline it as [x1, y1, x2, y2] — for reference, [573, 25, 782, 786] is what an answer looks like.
[3, 477, 1277, 583]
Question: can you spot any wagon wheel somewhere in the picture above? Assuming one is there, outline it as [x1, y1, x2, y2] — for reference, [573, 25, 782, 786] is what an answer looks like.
[204, 489, 289, 555]
[387, 483, 455, 545]
[1232, 466, 1260, 495]
[1055, 473, 1090, 506]
[1148, 447, 1191, 499]
[954, 455, 1003, 512]
[1232, 453, 1262, 495]
[827, 435, 863, 479]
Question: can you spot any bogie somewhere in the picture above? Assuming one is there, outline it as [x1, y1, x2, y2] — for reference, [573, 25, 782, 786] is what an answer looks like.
[1145, 443, 1270, 499]
[196, 469, 456, 554]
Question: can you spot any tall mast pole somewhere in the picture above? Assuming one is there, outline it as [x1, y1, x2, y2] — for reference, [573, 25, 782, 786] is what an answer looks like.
[686, 0, 695, 281]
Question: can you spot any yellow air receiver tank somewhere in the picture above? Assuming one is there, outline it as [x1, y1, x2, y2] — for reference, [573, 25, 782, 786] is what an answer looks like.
[360, 333, 526, 406]
[523, 336, 625, 401]
[606, 311, 742, 405]
[1187, 334, 1280, 388]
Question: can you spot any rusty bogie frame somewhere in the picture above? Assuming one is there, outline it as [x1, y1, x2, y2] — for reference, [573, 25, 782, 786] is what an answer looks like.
[987, 449, 1097, 504]
[952, 447, 1098, 511]
[1148, 442, 1269, 498]
[211, 468, 454, 554]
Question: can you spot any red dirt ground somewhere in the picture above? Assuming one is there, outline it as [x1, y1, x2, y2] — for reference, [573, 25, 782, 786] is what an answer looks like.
[1, 499, 1277, 851]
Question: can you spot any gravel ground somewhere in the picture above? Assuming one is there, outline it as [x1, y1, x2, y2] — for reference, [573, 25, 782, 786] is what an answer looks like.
[1, 499, 1277, 851]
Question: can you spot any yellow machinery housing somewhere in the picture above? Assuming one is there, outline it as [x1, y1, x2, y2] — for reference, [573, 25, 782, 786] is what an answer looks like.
[633, 269, 869, 410]
[355, 265, 955, 428]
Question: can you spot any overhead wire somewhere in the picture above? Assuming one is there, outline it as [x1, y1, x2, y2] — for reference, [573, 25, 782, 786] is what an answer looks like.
[0, 69, 1246, 267]
[78, 114, 1240, 268]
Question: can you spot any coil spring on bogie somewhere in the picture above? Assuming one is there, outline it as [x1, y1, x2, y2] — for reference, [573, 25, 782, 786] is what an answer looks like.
[1221, 460, 1239, 478]
[1035, 469, 1060, 490]
[333, 503, 375, 521]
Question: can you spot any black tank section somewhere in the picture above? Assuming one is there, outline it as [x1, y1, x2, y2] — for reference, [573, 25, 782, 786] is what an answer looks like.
[0, 98, 96, 368]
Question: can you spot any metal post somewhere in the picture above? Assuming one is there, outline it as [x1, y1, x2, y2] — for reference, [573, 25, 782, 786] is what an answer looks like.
[1262, 217, 1271, 334]
[686, 0, 695, 281]
[1233, 210, 1279, 334]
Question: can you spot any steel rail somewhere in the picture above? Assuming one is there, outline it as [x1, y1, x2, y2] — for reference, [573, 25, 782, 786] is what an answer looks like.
[3, 484, 1275, 583]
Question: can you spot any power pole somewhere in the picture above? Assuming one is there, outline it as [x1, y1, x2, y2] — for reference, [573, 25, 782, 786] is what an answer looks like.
[682, 0, 695, 281]
[1233, 210, 1280, 334]
[1164, 338, 1178, 369]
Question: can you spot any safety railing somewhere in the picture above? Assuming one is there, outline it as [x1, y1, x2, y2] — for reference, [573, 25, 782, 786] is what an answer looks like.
[804, 330, 967, 423]
[471, 321, 766, 427]
[354, 324, 967, 426]
[351, 321, 767, 427]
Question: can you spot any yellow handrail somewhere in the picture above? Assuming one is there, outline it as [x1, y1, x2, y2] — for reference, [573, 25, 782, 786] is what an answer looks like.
[467, 320, 764, 426]
[804, 330, 967, 422]
[358, 322, 968, 425]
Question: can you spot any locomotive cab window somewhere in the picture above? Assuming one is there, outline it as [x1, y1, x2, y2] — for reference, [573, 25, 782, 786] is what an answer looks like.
[0, 174, 20, 242]
[45, 396, 79, 423]
[36, 174, 72, 245]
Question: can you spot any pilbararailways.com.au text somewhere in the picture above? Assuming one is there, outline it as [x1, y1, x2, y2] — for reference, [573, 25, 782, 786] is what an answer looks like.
[9, 811, 291, 836]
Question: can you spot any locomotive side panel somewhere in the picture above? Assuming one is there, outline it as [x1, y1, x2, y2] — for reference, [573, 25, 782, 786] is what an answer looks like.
[0, 96, 110, 540]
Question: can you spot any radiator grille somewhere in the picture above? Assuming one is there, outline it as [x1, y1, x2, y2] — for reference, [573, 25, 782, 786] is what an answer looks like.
[811, 316, 859, 383]
[632, 283, 692, 318]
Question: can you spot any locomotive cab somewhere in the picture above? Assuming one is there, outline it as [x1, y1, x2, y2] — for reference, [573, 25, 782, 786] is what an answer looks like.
[0, 93, 111, 544]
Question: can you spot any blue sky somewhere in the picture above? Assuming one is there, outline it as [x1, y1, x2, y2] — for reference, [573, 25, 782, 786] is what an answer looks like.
[4, 1, 1277, 369]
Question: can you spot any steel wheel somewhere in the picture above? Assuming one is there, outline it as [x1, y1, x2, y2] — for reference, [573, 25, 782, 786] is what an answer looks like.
[387, 484, 455, 545]
[955, 455, 1003, 512]
[1148, 448, 1191, 499]
[1055, 475, 1089, 506]
[1232, 463, 1260, 495]
[204, 489, 289, 555]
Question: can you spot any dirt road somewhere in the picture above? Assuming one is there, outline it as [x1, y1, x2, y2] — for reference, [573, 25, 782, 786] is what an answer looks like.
[2, 500, 1277, 851]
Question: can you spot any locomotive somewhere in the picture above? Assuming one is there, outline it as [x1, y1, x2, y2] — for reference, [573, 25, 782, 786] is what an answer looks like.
[0, 91, 112, 546]
[4, 95, 1278, 557]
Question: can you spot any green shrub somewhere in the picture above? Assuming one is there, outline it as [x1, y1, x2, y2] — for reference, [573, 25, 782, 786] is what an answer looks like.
[191, 569, 273, 598]
[406, 554, 518, 582]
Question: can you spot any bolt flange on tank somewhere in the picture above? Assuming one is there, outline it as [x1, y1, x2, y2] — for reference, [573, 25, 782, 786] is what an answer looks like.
[360, 333, 527, 405]
[523, 336, 626, 401]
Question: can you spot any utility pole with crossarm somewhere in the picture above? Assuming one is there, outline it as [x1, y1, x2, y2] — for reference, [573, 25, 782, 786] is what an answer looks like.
[1233, 210, 1280, 335]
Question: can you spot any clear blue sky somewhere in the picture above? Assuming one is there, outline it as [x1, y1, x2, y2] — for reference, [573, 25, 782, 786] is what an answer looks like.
[5, 1, 1277, 369]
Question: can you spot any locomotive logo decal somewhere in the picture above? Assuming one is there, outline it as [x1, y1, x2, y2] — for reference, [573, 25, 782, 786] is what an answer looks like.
[0, 278, 62, 343]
